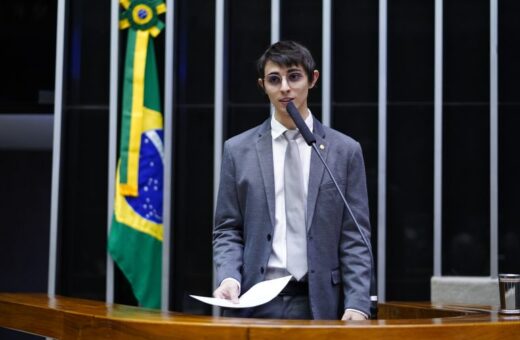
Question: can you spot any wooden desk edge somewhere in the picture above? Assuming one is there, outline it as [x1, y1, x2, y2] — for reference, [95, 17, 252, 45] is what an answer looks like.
[1, 293, 520, 339]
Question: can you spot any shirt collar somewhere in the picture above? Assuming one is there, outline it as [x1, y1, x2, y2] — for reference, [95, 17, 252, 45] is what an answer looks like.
[271, 109, 314, 140]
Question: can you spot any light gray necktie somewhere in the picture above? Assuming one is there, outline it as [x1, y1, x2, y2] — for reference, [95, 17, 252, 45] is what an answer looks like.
[284, 130, 307, 280]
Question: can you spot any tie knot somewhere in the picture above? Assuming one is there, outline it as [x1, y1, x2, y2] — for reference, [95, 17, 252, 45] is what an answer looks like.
[284, 129, 300, 141]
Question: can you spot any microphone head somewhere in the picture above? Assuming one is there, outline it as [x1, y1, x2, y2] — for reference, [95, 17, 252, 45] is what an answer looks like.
[286, 101, 317, 145]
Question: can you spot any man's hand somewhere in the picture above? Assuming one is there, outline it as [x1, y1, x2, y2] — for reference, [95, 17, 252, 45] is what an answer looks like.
[213, 279, 240, 304]
[341, 309, 368, 321]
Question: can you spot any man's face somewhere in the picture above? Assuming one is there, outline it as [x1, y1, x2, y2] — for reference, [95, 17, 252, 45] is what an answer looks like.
[259, 61, 318, 119]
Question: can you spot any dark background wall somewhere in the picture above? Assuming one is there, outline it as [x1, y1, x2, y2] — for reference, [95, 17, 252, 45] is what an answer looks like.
[1, 2, 520, 338]
[0, 1, 56, 338]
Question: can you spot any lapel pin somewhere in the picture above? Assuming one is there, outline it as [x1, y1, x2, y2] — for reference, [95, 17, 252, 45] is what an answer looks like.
[319, 144, 325, 150]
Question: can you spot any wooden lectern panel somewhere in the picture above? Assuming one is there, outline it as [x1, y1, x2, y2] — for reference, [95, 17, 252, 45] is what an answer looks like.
[1, 293, 520, 339]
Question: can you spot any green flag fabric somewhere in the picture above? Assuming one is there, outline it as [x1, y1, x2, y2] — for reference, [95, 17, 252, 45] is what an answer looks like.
[108, 0, 166, 309]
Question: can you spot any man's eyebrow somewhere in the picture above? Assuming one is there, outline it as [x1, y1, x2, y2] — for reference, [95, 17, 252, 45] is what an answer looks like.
[266, 68, 302, 75]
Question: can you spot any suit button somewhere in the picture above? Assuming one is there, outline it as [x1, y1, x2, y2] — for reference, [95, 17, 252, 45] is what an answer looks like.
[308, 235, 313, 241]
[267, 234, 272, 241]
[260, 267, 265, 274]
[310, 270, 315, 274]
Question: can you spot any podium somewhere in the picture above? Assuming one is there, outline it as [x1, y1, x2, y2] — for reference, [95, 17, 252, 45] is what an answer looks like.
[1, 293, 520, 339]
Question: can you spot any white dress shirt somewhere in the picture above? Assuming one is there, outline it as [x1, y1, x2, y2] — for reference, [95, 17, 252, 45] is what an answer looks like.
[266, 112, 313, 275]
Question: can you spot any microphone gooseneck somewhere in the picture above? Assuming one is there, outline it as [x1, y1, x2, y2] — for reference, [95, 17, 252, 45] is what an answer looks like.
[285, 101, 378, 319]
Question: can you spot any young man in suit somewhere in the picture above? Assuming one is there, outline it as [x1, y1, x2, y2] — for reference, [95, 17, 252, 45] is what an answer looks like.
[213, 41, 372, 320]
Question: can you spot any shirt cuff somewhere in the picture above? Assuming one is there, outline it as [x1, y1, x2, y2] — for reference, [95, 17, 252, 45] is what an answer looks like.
[345, 308, 369, 319]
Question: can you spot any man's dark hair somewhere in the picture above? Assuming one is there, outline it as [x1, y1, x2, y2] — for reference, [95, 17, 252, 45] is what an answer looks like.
[256, 40, 316, 84]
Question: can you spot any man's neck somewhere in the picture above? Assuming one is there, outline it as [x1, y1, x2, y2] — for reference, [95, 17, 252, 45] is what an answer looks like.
[274, 107, 310, 130]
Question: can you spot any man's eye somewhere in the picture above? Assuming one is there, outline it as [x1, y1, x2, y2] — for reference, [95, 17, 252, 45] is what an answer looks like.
[266, 75, 281, 85]
[288, 73, 303, 82]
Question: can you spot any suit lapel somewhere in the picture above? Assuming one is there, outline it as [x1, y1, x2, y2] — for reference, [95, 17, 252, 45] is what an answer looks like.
[256, 119, 276, 229]
[306, 118, 328, 230]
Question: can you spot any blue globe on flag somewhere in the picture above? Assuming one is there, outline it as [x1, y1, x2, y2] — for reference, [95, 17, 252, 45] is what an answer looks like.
[125, 129, 164, 224]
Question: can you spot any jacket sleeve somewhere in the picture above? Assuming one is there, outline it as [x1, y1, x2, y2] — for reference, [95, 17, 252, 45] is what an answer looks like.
[213, 141, 244, 286]
[339, 141, 372, 317]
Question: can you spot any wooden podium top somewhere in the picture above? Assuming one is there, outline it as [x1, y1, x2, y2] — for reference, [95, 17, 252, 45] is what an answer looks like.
[1, 293, 520, 339]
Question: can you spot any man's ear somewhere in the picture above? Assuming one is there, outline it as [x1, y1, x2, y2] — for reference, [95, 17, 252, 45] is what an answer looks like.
[309, 70, 320, 89]
[257, 78, 265, 90]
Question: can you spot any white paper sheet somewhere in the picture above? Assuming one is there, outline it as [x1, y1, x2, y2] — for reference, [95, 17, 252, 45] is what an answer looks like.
[190, 275, 292, 308]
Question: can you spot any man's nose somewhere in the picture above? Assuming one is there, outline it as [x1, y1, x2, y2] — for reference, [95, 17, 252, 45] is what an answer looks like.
[280, 76, 290, 92]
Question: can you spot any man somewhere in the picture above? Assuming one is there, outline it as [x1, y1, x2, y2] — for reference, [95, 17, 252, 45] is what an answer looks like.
[213, 41, 372, 320]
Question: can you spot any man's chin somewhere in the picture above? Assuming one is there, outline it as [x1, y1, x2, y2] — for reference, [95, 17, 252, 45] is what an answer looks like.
[279, 102, 296, 112]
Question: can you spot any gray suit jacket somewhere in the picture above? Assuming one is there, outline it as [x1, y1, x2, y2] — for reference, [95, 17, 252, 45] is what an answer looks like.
[213, 116, 372, 319]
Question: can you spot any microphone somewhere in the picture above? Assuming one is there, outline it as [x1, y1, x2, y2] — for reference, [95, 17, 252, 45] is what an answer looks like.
[286, 102, 316, 145]
[286, 101, 378, 319]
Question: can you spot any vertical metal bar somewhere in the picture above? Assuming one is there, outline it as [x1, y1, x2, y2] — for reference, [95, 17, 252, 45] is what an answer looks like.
[213, 0, 225, 317]
[490, 0, 498, 278]
[434, 0, 443, 278]
[47, 0, 66, 298]
[106, 0, 119, 305]
[322, 0, 332, 127]
[270, 0, 280, 117]
[377, 0, 387, 302]
[271, 0, 280, 44]
[161, 0, 175, 311]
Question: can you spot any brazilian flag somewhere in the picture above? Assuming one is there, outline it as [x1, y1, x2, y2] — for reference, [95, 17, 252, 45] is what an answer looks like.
[108, 0, 166, 309]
